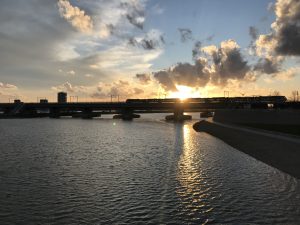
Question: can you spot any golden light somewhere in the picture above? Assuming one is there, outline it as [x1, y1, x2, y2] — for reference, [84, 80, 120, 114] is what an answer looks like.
[168, 85, 201, 100]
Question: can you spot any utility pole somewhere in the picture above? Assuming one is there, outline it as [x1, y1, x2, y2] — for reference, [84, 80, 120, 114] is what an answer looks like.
[224, 91, 229, 98]
[70, 96, 78, 103]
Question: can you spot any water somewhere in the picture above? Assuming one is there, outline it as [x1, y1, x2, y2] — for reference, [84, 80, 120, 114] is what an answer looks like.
[0, 114, 300, 224]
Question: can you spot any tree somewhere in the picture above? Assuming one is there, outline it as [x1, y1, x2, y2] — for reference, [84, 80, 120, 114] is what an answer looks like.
[272, 90, 281, 96]
[291, 90, 299, 102]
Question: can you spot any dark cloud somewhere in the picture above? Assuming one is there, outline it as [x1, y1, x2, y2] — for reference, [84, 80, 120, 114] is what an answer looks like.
[275, 22, 300, 56]
[178, 28, 193, 42]
[128, 30, 165, 50]
[192, 41, 202, 59]
[136, 73, 151, 84]
[206, 35, 214, 42]
[254, 58, 280, 74]
[256, 0, 300, 56]
[152, 39, 252, 91]
[153, 70, 178, 92]
[141, 39, 157, 50]
[153, 59, 209, 91]
[249, 26, 258, 40]
[121, 2, 145, 29]
[204, 40, 250, 85]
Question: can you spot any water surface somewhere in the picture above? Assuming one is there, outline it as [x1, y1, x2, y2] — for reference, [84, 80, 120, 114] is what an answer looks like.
[0, 115, 300, 224]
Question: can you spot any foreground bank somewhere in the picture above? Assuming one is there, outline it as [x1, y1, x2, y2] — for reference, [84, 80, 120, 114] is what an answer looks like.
[193, 120, 300, 179]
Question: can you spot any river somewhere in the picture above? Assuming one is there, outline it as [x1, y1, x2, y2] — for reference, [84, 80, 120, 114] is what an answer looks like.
[0, 114, 299, 224]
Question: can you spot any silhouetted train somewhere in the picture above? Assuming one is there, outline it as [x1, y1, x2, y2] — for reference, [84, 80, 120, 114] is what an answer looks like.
[126, 96, 287, 104]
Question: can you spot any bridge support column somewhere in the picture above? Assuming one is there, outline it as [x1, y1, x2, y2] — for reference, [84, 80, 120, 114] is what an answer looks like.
[75, 109, 101, 119]
[200, 111, 214, 118]
[49, 108, 60, 118]
[113, 109, 140, 120]
[165, 107, 192, 121]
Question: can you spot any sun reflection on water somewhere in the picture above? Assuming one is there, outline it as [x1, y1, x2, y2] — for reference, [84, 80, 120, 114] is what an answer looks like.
[176, 123, 214, 222]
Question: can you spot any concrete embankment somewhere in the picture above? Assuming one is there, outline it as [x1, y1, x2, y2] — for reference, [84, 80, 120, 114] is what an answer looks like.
[193, 120, 300, 179]
[213, 109, 300, 125]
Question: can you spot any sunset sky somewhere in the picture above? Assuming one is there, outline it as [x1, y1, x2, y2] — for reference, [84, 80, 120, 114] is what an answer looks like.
[0, 0, 299, 102]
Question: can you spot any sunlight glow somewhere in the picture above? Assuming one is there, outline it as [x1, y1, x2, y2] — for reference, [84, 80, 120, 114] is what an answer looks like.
[168, 85, 201, 100]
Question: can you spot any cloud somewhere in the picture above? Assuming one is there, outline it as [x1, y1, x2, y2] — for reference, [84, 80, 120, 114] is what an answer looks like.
[85, 74, 94, 78]
[254, 58, 280, 74]
[91, 80, 146, 99]
[128, 29, 165, 50]
[192, 41, 202, 59]
[0, 0, 164, 101]
[150, 3, 164, 15]
[256, 0, 300, 56]
[67, 70, 76, 76]
[51, 82, 87, 93]
[0, 82, 18, 89]
[57, 0, 93, 33]
[267, 2, 275, 11]
[152, 39, 252, 91]
[153, 70, 178, 92]
[153, 58, 209, 91]
[74, 43, 162, 74]
[249, 26, 258, 40]
[202, 39, 250, 86]
[133, 87, 144, 95]
[135, 73, 151, 84]
[274, 67, 300, 81]
[178, 28, 193, 42]
[206, 35, 215, 42]
[121, 1, 146, 30]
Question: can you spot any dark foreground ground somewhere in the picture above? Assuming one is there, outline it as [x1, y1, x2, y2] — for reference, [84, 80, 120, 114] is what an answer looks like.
[238, 123, 300, 136]
[193, 120, 300, 179]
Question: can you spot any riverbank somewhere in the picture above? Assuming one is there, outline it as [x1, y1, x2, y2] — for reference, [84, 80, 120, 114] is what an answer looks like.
[193, 120, 300, 179]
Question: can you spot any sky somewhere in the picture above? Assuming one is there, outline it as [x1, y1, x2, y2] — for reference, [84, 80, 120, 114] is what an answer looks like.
[0, 0, 300, 102]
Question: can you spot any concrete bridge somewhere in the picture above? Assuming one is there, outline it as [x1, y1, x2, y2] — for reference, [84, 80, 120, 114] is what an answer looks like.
[0, 96, 291, 120]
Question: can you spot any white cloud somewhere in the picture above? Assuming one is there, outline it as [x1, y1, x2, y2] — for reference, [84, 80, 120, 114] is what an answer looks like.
[57, 0, 93, 33]
[0, 82, 18, 89]
[67, 70, 76, 76]
[85, 74, 94, 78]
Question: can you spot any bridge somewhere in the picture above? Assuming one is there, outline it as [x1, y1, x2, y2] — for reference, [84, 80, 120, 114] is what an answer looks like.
[0, 96, 292, 120]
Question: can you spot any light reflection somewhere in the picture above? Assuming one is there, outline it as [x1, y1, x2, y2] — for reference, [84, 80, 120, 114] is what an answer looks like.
[176, 123, 213, 220]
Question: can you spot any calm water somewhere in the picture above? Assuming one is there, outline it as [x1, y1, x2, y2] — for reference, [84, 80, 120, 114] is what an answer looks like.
[0, 115, 300, 224]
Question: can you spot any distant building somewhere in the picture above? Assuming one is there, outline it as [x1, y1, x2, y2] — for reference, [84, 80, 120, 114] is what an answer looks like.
[57, 92, 67, 103]
[14, 99, 22, 104]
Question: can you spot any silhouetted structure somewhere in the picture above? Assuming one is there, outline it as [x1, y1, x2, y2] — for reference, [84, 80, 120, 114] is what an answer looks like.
[0, 96, 296, 120]
[40, 99, 48, 104]
[57, 92, 67, 103]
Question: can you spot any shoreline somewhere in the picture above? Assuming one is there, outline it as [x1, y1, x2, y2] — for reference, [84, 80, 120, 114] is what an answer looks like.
[193, 120, 300, 179]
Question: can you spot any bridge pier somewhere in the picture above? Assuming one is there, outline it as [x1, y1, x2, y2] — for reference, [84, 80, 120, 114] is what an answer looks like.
[49, 108, 61, 118]
[73, 109, 101, 119]
[113, 109, 140, 120]
[165, 107, 192, 121]
[200, 111, 214, 118]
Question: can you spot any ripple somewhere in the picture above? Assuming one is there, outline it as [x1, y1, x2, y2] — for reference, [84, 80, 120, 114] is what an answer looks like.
[0, 117, 299, 224]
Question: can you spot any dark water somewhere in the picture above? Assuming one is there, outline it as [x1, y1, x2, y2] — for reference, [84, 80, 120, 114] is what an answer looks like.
[0, 115, 300, 224]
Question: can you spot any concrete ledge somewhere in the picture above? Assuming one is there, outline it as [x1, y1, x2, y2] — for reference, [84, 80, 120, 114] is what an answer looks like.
[193, 120, 300, 179]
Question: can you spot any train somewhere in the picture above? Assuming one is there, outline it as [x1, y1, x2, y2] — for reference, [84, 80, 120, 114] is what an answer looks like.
[126, 96, 287, 104]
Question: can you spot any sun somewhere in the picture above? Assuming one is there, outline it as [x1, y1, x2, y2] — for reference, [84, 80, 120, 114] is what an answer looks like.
[168, 85, 200, 100]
